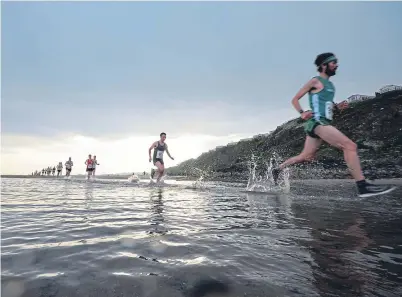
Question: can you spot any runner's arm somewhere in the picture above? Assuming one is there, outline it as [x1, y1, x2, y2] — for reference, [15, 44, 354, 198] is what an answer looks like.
[291, 78, 317, 113]
[148, 142, 157, 159]
[165, 145, 174, 160]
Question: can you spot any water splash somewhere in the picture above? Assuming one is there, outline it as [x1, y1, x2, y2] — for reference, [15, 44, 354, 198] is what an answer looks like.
[191, 167, 210, 189]
[149, 167, 168, 185]
[128, 174, 140, 183]
[246, 153, 290, 193]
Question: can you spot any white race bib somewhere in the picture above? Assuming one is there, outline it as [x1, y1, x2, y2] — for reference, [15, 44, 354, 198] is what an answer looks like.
[156, 150, 164, 159]
[325, 102, 334, 120]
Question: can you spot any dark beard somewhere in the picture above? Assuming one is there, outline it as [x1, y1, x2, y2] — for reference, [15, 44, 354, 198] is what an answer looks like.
[326, 67, 337, 76]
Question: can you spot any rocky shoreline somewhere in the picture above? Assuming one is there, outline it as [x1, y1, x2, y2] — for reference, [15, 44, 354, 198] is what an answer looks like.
[168, 91, 402, 181]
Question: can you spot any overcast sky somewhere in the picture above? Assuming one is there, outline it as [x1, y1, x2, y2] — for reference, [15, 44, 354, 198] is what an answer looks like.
[2, 1, 402, 174]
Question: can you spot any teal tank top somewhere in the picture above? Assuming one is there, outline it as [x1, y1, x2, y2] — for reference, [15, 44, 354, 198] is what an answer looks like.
[308, 76, 336, 121]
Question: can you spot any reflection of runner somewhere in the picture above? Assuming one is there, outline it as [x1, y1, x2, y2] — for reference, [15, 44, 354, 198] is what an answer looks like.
[294, 201, 373, 297]
[272, 52, 395, 198]
[148, 132, 174, 182]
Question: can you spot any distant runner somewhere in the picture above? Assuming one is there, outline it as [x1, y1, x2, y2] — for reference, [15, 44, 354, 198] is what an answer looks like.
[92, 155, 100, 177]
[272, 52, 395, 198]
[56, 162, 63, 177]
[85, 154, 94, 180]
[148, 132, 174, 182]
[65, 157, 73, 177]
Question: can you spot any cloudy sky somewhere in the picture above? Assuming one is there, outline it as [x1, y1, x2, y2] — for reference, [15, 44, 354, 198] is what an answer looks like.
[2, 1, 402, 175]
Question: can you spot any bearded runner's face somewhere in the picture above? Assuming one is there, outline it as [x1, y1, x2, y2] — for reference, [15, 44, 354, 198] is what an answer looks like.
[325, 60, 338, 76]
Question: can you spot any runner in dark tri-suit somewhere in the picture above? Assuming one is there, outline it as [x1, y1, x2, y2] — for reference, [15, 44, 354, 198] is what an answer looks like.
[148, 132, 174, 182]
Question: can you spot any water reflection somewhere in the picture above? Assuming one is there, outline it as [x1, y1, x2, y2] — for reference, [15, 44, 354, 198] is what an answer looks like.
[148, 188, 167, 236]
[61, 179, 73, 199]
[84, 183, 94, 200]
[1, 178, 401, 297]
[292, 201, 398, 297]
[245, 192, 295, 229]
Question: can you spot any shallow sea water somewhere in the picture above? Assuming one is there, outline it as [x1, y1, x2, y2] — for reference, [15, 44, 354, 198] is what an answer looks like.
[1, 177, 402, 297]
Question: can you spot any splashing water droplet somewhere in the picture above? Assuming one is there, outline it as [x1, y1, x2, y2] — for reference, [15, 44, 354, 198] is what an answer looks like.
[191, 167, 210, 189]
[246, 152, 290, 193]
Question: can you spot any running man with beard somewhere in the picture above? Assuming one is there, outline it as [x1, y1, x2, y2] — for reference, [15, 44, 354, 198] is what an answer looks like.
[272, 52, 395, 198]
[148, 132, 174, 182]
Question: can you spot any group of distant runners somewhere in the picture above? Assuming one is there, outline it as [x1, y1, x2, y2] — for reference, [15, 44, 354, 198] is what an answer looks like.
[35, 156, 98, 180]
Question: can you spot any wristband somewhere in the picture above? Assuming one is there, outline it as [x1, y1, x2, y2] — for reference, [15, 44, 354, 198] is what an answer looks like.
[299, 109, 304, 114]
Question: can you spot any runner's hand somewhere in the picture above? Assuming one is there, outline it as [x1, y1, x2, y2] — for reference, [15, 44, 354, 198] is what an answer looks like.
[171, 157, 175, 160]
[301, 110, 313, 120]
[149, 157, 151, 162]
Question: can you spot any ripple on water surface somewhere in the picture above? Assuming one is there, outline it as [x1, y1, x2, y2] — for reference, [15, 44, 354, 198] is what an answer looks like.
[1, 177, 402, 297]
